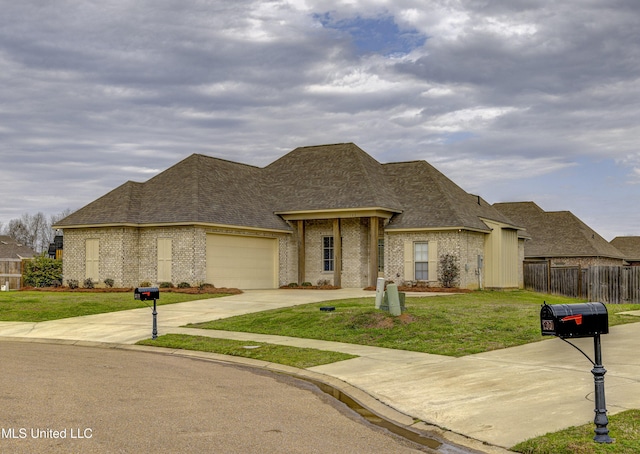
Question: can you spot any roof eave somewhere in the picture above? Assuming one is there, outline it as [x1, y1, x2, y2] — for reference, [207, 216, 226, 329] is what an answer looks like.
[276, 207, 402, 221]
[385, 226, 492, 234]
[54, 221, 292, 234]
[526, 254, 625, 260]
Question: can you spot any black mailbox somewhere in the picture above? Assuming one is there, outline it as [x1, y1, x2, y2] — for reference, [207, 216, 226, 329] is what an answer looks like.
[540, 302, 608, 338]
[134, 287, 160, 301]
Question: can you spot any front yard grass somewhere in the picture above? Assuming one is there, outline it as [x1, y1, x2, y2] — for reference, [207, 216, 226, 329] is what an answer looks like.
[137, 334, 357, 368]
[0, 291, 228, 322]
[187, 290, 640, 357]
[511, 409, 640, 453]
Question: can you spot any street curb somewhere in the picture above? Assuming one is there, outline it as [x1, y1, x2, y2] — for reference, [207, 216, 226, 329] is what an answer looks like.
[0, 336, 513, 453]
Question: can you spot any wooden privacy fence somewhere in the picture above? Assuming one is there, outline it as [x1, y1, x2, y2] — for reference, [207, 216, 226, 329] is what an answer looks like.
[0, 259, 24, 290]
[524, 262, 640, 304]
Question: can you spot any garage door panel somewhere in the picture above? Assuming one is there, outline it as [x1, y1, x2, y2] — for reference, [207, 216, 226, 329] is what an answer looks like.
[206, 234, 277, 289]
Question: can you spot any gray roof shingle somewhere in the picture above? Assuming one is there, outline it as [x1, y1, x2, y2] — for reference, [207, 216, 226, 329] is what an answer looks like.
[0, 236, 36, 259]
[56, 154, 291, 231]
[493, 202, 623, 259]
[265, 143, 403, 212]
[55, 143, 521, 233]
[384, 161, 518, 231]
[610, 236, 640, 262]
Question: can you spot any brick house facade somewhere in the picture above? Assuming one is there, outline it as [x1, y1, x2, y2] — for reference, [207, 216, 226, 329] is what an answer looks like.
[55, 143, 526, 289]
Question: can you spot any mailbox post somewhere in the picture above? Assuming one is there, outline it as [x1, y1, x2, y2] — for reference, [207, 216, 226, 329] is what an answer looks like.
[540, 302, 612, 443]
[135, 287, 160, 340]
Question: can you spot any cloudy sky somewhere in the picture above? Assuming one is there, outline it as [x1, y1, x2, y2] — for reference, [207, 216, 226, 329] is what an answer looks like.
[1, 0, 639, 240]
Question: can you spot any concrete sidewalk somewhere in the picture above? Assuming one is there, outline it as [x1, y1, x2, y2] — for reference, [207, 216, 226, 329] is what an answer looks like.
[1, 289, 639, 451]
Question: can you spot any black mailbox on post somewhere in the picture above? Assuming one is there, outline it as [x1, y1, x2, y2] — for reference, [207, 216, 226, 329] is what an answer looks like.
[134, 287, 160, 301]
[540, 301, 613, 443]
[540, 302, 608, 339]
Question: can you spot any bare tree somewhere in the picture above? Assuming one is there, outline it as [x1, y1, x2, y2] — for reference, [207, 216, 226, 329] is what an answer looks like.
[50, 209, 74, 227]
[5, 212, 47, 252]
[3, 210, 74, 253]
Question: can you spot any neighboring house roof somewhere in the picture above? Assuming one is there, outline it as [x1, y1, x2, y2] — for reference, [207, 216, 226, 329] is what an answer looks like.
[610, 236, 640, 262]
[493, 202, 623, 259]
[0, 235, 37, 259]
[55, 143, 520, 233]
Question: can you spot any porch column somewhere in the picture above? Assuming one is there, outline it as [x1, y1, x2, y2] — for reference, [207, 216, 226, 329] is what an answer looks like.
[333, 219, 342, 287]
[297, 220, 305, 285]
[369, 216, 379, 287]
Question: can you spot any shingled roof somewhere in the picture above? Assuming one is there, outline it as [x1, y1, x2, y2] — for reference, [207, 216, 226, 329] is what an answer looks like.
[383, 160, 518, 231]
[56, 143, 520, 233]
[610, 236, 640, 262]
[265, 143, 403, 212]
[493, 202, 623, 259]
[0, 236, 36, 259]
[55, 154, 291, 231]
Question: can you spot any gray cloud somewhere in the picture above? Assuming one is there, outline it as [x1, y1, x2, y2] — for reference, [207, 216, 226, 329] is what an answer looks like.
[1, 0, 639, 239]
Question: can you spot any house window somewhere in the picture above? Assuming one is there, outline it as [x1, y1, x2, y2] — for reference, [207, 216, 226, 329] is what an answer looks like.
[414, 242, 429, 280]
[323, 236, 334, 272]
[378, 238, 384, 273]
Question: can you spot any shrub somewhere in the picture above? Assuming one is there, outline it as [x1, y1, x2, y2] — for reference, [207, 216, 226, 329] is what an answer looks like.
[198, 283, 215, 290]
[23, 255, 63, 287]
[83, 278, 95, 289]
[177, 282, 191, 289]
[287, 282, 298, 287]
[104, 278, 115, 288]
[301, 282, 313, 287]
[139, 281, 152, 288]
[439, 254, 460, 288]
[67, 279, 79, 289]
[317, 279, 331, 286]
[159, 282, 174, 288]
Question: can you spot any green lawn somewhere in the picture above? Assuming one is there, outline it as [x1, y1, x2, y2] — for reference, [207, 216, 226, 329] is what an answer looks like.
[187, 290, 640, 357]
[138, 334, 357, 368]
[512, 410, 640, 453]
[0, 291, 228, 322]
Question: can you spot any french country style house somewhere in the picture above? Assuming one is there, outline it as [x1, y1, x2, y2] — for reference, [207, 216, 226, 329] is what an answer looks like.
[54, 143, 525, 289]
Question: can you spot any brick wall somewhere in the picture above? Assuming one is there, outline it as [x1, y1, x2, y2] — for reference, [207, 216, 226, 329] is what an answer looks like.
[138, 226, 202, 286]
[62, 228, 137, 287]
[62, 223, 524, 290]
[301, 218, 372, 288]
[547, 256, 625, 268]
[341, 218, 370, 288]
[385, 230, 486, 289]
[62, 225, 292, 288]
[304, 220, 334, 285]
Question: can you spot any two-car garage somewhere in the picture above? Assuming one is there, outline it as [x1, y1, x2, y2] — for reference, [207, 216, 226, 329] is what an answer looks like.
[206, 234, 278, 289]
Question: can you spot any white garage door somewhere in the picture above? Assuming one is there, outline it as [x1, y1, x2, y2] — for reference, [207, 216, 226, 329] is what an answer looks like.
[206, 234, 278, 289]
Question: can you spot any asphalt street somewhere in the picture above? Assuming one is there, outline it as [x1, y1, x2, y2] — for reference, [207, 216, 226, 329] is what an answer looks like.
[0, 341, 428, 454]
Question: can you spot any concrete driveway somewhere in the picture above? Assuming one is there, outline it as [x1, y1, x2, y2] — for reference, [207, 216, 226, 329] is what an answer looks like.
[0, 288, 373, 344]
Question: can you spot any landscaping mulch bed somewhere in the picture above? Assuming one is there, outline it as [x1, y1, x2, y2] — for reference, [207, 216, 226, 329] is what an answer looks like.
[21, 286, 242, 295]
[279, 285, 341, 290]
[363, 285, 472, 293]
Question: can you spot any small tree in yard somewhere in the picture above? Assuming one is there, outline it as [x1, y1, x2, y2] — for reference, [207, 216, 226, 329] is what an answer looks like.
[23, 254, 63, 287]
[439, 254, 460, 288]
